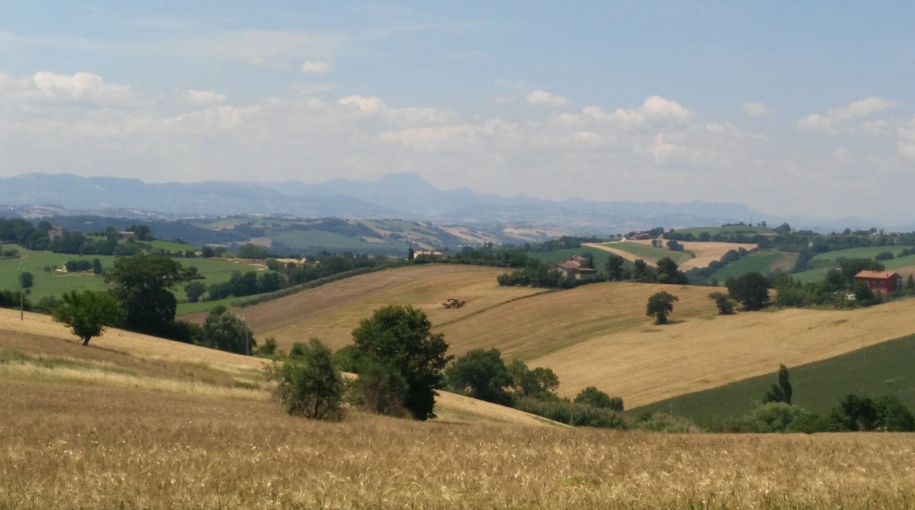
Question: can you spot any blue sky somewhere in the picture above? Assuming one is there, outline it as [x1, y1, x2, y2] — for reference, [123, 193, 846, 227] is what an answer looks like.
[2, 1, 915, 220]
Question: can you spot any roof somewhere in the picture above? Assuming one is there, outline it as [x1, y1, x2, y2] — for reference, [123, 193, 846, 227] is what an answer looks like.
[557, 262, 596, 273]
[855, 271, 900, 280]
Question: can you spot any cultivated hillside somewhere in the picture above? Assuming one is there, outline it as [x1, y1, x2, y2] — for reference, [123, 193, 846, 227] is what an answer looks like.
[0, 308, 552, 427]
[221, 264, 915, 408]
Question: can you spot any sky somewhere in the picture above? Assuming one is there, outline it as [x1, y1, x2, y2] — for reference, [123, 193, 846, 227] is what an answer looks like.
[2, 1, 915, 221]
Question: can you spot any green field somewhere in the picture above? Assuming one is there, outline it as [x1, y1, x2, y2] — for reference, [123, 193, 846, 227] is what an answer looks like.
[149, 239, 200, 252]
[602, 241, 694, 265]
[528, 247, 619, 274]
[812, 246, 913, 262]
[0, 245, 276, 312]
[710, 251, 784, 281]
[269, 230, 408, 253]
[631, 334, 915, 427]
[674, 226, 775, 236]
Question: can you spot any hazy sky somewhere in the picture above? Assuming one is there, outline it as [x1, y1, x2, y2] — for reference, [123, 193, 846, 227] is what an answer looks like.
[2, 1, 914, 220]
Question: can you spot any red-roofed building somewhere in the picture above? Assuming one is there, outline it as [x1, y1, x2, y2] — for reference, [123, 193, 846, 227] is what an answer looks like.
[855, 271, 902, 294]
[555, 255, 598, 281]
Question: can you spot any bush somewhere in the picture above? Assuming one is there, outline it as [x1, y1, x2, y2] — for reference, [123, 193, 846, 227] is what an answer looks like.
[875, 251, 895, 261]
[785, 412, 834, 434]
[708, 291, 736, 315]
[633, 412, 701, 433]
[268, 338, 344, 420]
[727, 272, 770, 310]
[350, 359, 408, 418]
[573, 386, 624, 411]
[255, 337, 280, 358]
[513, 397, 626, 429]
[201, 306, 255, 354]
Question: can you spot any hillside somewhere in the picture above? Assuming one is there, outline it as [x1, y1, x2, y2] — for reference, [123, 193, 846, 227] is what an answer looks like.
[0, 308, 553, 427]
[207, 264, 915, 408]
[633, 334, 915, 426]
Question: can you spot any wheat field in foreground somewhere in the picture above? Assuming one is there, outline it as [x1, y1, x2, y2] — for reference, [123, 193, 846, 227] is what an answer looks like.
[3, 380, 915, 510]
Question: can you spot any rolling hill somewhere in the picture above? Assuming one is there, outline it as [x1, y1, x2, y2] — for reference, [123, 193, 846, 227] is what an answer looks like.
[200, 264, 915, 408]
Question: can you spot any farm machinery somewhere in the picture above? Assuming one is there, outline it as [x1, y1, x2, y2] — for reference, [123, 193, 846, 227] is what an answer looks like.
[441, 298, 465, 309]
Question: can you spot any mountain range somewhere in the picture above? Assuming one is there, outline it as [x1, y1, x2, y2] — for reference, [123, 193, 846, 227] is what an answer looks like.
[0, 172, 888, 233]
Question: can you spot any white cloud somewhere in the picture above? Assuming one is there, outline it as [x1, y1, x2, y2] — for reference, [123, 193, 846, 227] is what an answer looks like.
[798, 97, 899, 134]
[580, 95, 690, 127]
[182, 89, 227, 106]
[650, 133, 677, 161]
[526, 89, 568, 107]
[183, 30, 342, 69]
[301, 60, 333, 74]
[743, 102, 771, 117]
[29, 71, 132, 103]
[834, 146, 852, 165]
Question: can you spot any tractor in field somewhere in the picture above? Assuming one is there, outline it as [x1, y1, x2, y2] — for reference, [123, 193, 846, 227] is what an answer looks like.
[441, 298, 465, 309]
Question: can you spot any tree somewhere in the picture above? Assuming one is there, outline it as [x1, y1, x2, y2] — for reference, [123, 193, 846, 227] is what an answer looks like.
[839, 258, 884, 286]
[574, 386, 624, 411]
[19, 271, 33, 289]
[52, 290, 125, 346]
[774, 223, 791, 234]
[727, 272, 770, 310]
[184, 281, 207, 303]
[666, 240, 683, 251]
[268, 338, 344, 420]
[106, 254, 186, 336]
[91, 258, 103, 275]
[605, 254, 625, 281]
[238, 243, 271, 260]
[506, 359, 560, 400]
[632, 259, 649, 281]
[762, 365, 792, 404]
[698, 232, 711, 242]
[445, 348, 512, 404]
[875, 251, 895, 261]
[646, 291, 678, 324]
[127, 224, 154, 241]
[656, 257, 687, 285]
[351, 305, 452, 420]
[201, 246, 215, 258]
[202, 306, 255, 354]
[408, 247, 415, 260]
[708, 291, 735, 315]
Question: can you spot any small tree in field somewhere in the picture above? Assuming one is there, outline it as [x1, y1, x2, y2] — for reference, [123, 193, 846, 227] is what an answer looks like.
[19, 271, 34, 289]
[574, 386, 624, 411]
[268, 338, 344, 420]
[708, 291, 736, 315]
[52, 290, 125, 346]
[646, 291, 678, 324]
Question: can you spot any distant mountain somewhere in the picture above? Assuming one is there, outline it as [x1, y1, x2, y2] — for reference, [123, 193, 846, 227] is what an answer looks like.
[1, 172, 804, 233]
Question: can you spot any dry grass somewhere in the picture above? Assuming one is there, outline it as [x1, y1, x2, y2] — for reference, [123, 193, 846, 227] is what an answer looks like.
[583, 242, 657, 266]
[3, 381, 915, 509]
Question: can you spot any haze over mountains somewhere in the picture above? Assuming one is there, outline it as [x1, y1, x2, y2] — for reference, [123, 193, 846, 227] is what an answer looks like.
[0, 172, 884, 233]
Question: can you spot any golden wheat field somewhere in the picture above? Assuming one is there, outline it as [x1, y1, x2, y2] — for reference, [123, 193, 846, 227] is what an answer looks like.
[626, 238, 760, 270]
[3, 309, 915, 509]
[203, 265, 915, 407]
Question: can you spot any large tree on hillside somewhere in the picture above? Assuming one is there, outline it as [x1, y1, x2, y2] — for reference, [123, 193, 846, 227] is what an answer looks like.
[351, 305, 452, 420]
[52, 290, 125, 346]
[646, 291, 678, 324]
[106, 254, 187, 336]
[727, 272, 770, 310]
[605, 254, 625, 281]
[656, 257, 688, 285]
[446, 348, 512, 404]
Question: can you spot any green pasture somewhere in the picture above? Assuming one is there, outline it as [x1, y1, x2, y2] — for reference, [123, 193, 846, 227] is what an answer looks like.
[812, 246, 913, 262]
[631, 334, 915, 427]
[710, 251, 785, 282]
[269, 229, 408, 253]
[602, 241, 693, 265]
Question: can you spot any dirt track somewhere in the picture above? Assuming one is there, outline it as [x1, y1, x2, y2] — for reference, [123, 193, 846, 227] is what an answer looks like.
[627, 239, 758, 270]
[583, 243, 658, 267]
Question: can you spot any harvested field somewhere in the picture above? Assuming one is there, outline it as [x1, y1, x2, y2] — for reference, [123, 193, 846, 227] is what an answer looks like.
[630, 238, 759, 270]
[219, 264, 915, 408]
[186, 264, 544, 350]
[2, 380, 915, 509]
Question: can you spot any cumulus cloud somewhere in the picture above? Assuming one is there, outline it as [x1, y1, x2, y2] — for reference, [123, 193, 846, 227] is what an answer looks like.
[301, 60, 333, 74]
[526, 89, 568, 107]
[28, 71, 132, 103]
[743, 102, 771, 117]
[798, 96, 899, 134]
[579, 96, 690, 127]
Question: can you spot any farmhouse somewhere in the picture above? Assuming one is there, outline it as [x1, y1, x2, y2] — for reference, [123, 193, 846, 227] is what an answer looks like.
[47, 227, 66, 241]
[855, 271, 902, 294]
[555, 255, 598, 280]
[413, 249, 443, 260]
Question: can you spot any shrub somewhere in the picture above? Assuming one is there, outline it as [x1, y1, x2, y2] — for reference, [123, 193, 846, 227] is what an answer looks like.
[633, 412, 701, 433]
[268, 338, 344, 420]
[875, 251, 895, 261]
[708, 291, 736, 315]
[573, 386, 624, 411]
[727, 272, 770, 310]
[785, 412, 834, 434]
[513, 397, 626, 429]
[351, 359, 408, 418]
[256, 337, 280, 358]
[202, 306, 255, 354]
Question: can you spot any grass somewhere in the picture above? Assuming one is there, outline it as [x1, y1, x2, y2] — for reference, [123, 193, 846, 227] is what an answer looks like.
[269, 229, 408, 252]
[812, 246, 914, 262]
[0, 244, 276, 313]
[528, 246, 616, 274]
[598, 241, 694, 264]
[632, 334, 915, 427]
[710, 250, 785, 281]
